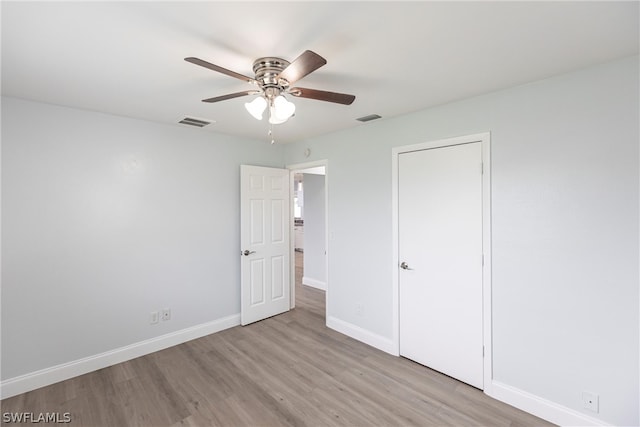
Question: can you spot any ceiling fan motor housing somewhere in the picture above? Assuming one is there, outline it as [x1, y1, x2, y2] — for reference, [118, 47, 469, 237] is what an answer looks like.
[253, 57, 290, 96]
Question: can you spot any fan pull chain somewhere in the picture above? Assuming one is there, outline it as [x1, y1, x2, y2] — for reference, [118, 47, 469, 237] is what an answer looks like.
[268, 122, 275, 145]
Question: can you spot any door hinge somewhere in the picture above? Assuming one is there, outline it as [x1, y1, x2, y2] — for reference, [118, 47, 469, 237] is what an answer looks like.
[482, 254, 484, 266]
[481, 162, 484, 175]
[483, 346, 485, 357]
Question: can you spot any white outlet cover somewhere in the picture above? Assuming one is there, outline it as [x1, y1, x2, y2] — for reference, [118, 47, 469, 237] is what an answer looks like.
[150, 311, 159, 324]
[161, 308, 171, 321]
[582, 391, 599, 412]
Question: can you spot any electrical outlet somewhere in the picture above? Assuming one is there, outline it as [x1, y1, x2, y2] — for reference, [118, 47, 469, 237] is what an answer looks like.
[150, 311, 159, 325]
[161, 308, 171, 321]
[355, 303, 364, 316]
[582, 391, 599, 412]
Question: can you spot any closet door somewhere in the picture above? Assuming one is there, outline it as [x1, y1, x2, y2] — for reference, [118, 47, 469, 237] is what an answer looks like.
[398, 142, 483, 389]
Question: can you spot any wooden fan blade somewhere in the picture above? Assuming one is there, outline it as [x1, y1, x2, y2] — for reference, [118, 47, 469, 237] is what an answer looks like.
[202, 90, 258, 103]
[289, 87, 355, 105]
[185, 57, 256, 84]
[277, 50, 326, 85]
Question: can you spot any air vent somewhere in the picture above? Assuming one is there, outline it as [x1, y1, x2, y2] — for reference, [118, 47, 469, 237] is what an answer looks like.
[179, 117, 211, 127]
[356, 114, 382, 122]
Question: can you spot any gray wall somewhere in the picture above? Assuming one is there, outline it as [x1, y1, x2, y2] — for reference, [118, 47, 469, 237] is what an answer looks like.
[302, 173, 326, 288]
[283, 56, 639, 426]
[1, 97, 283, 379]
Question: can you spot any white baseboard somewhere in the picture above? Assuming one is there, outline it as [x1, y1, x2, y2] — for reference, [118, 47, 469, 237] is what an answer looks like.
[302, 276, 326, 290]
[0, 314, 240, 399]
[488, 380, 609, 426]
[326, 316, 396, 355]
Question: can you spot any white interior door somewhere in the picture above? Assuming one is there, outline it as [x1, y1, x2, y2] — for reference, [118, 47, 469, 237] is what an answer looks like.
[241, 165, 290, 326]
[398, 142, 484, 389]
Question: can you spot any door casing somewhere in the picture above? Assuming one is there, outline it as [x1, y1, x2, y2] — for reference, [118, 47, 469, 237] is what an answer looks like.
[391, 132, 493, 393]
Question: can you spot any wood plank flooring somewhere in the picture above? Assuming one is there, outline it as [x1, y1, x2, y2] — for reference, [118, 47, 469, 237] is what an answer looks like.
[1, 252, 552, 426]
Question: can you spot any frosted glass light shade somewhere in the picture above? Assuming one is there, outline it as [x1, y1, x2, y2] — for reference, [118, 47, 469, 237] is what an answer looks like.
[244, 96, 267, 120]
[269, 95, 295, 124]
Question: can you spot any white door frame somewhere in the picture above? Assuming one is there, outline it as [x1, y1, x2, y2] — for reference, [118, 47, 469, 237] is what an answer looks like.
[286, 159, 329, 318]
[391, 132, 492, 393]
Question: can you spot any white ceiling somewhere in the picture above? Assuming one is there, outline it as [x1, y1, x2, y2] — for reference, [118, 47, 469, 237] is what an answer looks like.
[2, 1, 638, 144]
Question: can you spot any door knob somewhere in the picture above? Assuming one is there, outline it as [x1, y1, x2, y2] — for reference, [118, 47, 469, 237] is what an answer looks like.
[242, 250, 256, 256]
[400, 261, 413, 270]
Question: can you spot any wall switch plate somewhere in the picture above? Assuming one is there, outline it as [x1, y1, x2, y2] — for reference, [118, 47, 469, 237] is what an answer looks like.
[582, 391, 599, 412]
[150, 311, 159, 325]
[161, 308, 171, 321]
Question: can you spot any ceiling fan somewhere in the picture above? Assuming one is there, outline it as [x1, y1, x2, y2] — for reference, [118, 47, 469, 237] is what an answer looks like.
[185, 50, 356, 128]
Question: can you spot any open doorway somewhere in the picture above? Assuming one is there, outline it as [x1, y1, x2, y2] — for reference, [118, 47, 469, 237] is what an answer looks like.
[290, 164, 327, 319]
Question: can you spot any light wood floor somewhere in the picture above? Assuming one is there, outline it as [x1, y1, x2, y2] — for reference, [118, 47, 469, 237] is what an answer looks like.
[1, 253, 552, 426]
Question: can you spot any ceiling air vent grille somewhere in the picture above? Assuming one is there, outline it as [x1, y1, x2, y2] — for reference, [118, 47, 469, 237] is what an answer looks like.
[179, 117, 211, 127]
[356, 114, 382, 123]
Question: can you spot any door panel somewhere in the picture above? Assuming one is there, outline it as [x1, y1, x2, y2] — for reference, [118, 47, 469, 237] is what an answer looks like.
[250, 259, 265, 305]
[250, 200, 264, 245]
[271, 256, 285, 299]
[398, 142, 483, 389]
[241, 165, 290, 325]
[271, 200, 285, 243]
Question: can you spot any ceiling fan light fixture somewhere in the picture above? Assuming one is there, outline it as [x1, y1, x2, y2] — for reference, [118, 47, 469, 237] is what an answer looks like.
[268, 95, 295, 124]
[186, 50, 355, 136]
[245, 96, 267, 120]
